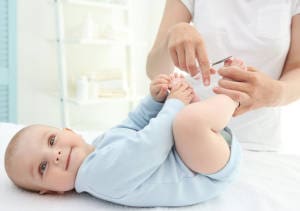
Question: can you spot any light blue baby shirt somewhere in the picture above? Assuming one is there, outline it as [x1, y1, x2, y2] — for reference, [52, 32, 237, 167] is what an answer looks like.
[75, 96, 239, 207]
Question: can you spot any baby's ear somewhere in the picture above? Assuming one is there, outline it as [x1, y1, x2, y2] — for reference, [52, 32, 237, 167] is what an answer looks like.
[57, 191, 65, 195]
[39, 190, 64, 195]
[39, 190, 49, 195]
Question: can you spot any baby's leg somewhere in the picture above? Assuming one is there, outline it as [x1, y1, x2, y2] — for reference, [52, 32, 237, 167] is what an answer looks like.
[173, 94, 238, 174]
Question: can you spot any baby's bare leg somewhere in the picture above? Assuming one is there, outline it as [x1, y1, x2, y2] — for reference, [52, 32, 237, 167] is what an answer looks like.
[173, 94, 238, 174]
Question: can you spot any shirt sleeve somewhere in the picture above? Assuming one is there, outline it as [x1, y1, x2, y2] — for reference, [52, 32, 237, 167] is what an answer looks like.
[293, 0, 300, 15]
[112, 98, 185, 180]
[180, 0, 194, 17]
[114, 95, 164, 131]
[76, 98, 185, 199]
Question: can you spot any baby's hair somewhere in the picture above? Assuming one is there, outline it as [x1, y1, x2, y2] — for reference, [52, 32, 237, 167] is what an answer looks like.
[5, 126, 30, 177]
[4, 124, 48, 191]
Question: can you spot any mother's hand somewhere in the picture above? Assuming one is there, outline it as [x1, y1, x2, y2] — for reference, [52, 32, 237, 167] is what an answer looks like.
[167, 22, 212, 86]
[213, 66, 283, 116]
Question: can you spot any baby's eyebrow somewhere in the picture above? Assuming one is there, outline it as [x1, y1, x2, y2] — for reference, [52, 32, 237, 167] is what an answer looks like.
[42, 130, 48, 142]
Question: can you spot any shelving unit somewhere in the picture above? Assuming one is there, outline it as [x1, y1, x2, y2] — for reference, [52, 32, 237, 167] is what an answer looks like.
[64, 0, 129, 10]
[53, 0, 139, 129]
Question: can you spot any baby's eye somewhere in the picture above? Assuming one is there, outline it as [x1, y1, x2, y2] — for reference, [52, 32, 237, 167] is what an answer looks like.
[39, 161, 47, 175]
[49, 135, 56, 146]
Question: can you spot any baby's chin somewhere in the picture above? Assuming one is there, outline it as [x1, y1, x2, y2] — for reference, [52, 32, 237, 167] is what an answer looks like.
[69, 147, 84, 172]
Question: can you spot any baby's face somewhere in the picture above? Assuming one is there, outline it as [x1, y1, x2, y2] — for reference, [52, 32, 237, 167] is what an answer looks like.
[12, 125, 94, 194]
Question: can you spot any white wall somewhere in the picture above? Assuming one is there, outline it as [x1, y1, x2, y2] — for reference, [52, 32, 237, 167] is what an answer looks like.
[18, 0, 60, 126]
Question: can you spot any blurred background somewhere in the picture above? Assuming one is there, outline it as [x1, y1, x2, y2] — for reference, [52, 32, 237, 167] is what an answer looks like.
[0, 0, 299, 153]
[15, 0, 165, 131]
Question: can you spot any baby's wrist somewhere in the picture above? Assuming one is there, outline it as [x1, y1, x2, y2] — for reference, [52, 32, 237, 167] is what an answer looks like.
[167, 96, 187, 105]
[152, 95, 166, 103]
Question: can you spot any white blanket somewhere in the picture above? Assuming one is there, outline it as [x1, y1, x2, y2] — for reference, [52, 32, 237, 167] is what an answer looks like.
[1, 122, 300, 211]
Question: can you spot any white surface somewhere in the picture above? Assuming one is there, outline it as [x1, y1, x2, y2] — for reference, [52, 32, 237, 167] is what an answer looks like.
[1, 122, 300, 211]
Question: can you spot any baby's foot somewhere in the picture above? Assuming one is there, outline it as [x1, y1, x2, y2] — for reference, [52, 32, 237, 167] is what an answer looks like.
[222, 57, 247, 82]
[169, 73, 200, 103]
[224, 57, 247, 70]
[223, 57, 246, 108]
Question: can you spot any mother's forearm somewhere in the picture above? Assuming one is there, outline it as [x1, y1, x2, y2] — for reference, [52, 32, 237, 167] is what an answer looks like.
[278, 67, 300, 106]
[146, 42, 174, 80]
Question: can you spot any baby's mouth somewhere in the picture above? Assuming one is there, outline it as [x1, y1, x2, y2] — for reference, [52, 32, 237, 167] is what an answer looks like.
[65, 148, 72, 170]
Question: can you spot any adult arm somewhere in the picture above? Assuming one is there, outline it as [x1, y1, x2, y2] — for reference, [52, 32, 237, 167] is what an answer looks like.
[146, 0, 190, 78]
[146, 0, 211, 85]
[277, 14, 300, 105]
[214, 15, 300, 116]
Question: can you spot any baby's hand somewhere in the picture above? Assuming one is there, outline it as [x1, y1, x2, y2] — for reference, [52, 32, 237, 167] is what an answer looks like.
[167, 80, 195, 105]
[150, 74, 170, 102]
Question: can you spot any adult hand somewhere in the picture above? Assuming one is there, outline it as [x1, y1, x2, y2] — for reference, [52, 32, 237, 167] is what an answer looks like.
[167, 22, 212, 86]
[213, 66, 283, 116]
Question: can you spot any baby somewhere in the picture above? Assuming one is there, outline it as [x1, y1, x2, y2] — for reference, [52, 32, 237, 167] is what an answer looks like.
[4, 59, 243, 207]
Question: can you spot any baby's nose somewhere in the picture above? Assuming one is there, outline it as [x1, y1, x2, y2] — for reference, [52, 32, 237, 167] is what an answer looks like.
[54, 150, 63, 164]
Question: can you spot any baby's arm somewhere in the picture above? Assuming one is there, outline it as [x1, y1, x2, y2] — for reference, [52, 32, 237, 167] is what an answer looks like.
[115, 73, 194, 131]
[115, 74, 174, 131]
[86, 77, 199, 196]
[114, 80, 195, 175]
[77, 97, 185, 199]
[100, 97, 185, 192]
[114, 95, 164, 131]
[110, 75, 195, 175]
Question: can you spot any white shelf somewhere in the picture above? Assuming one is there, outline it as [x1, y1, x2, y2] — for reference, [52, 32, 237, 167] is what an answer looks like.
[60, 38, 146, 47]
[66, 96, 132, 105]
[54, 0, 138, 128]
[62, 38, 129, 46]
[63, 0, 129, 11]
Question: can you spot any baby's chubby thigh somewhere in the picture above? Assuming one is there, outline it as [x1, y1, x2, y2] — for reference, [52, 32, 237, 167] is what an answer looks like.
[172, 102, 231, 175]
